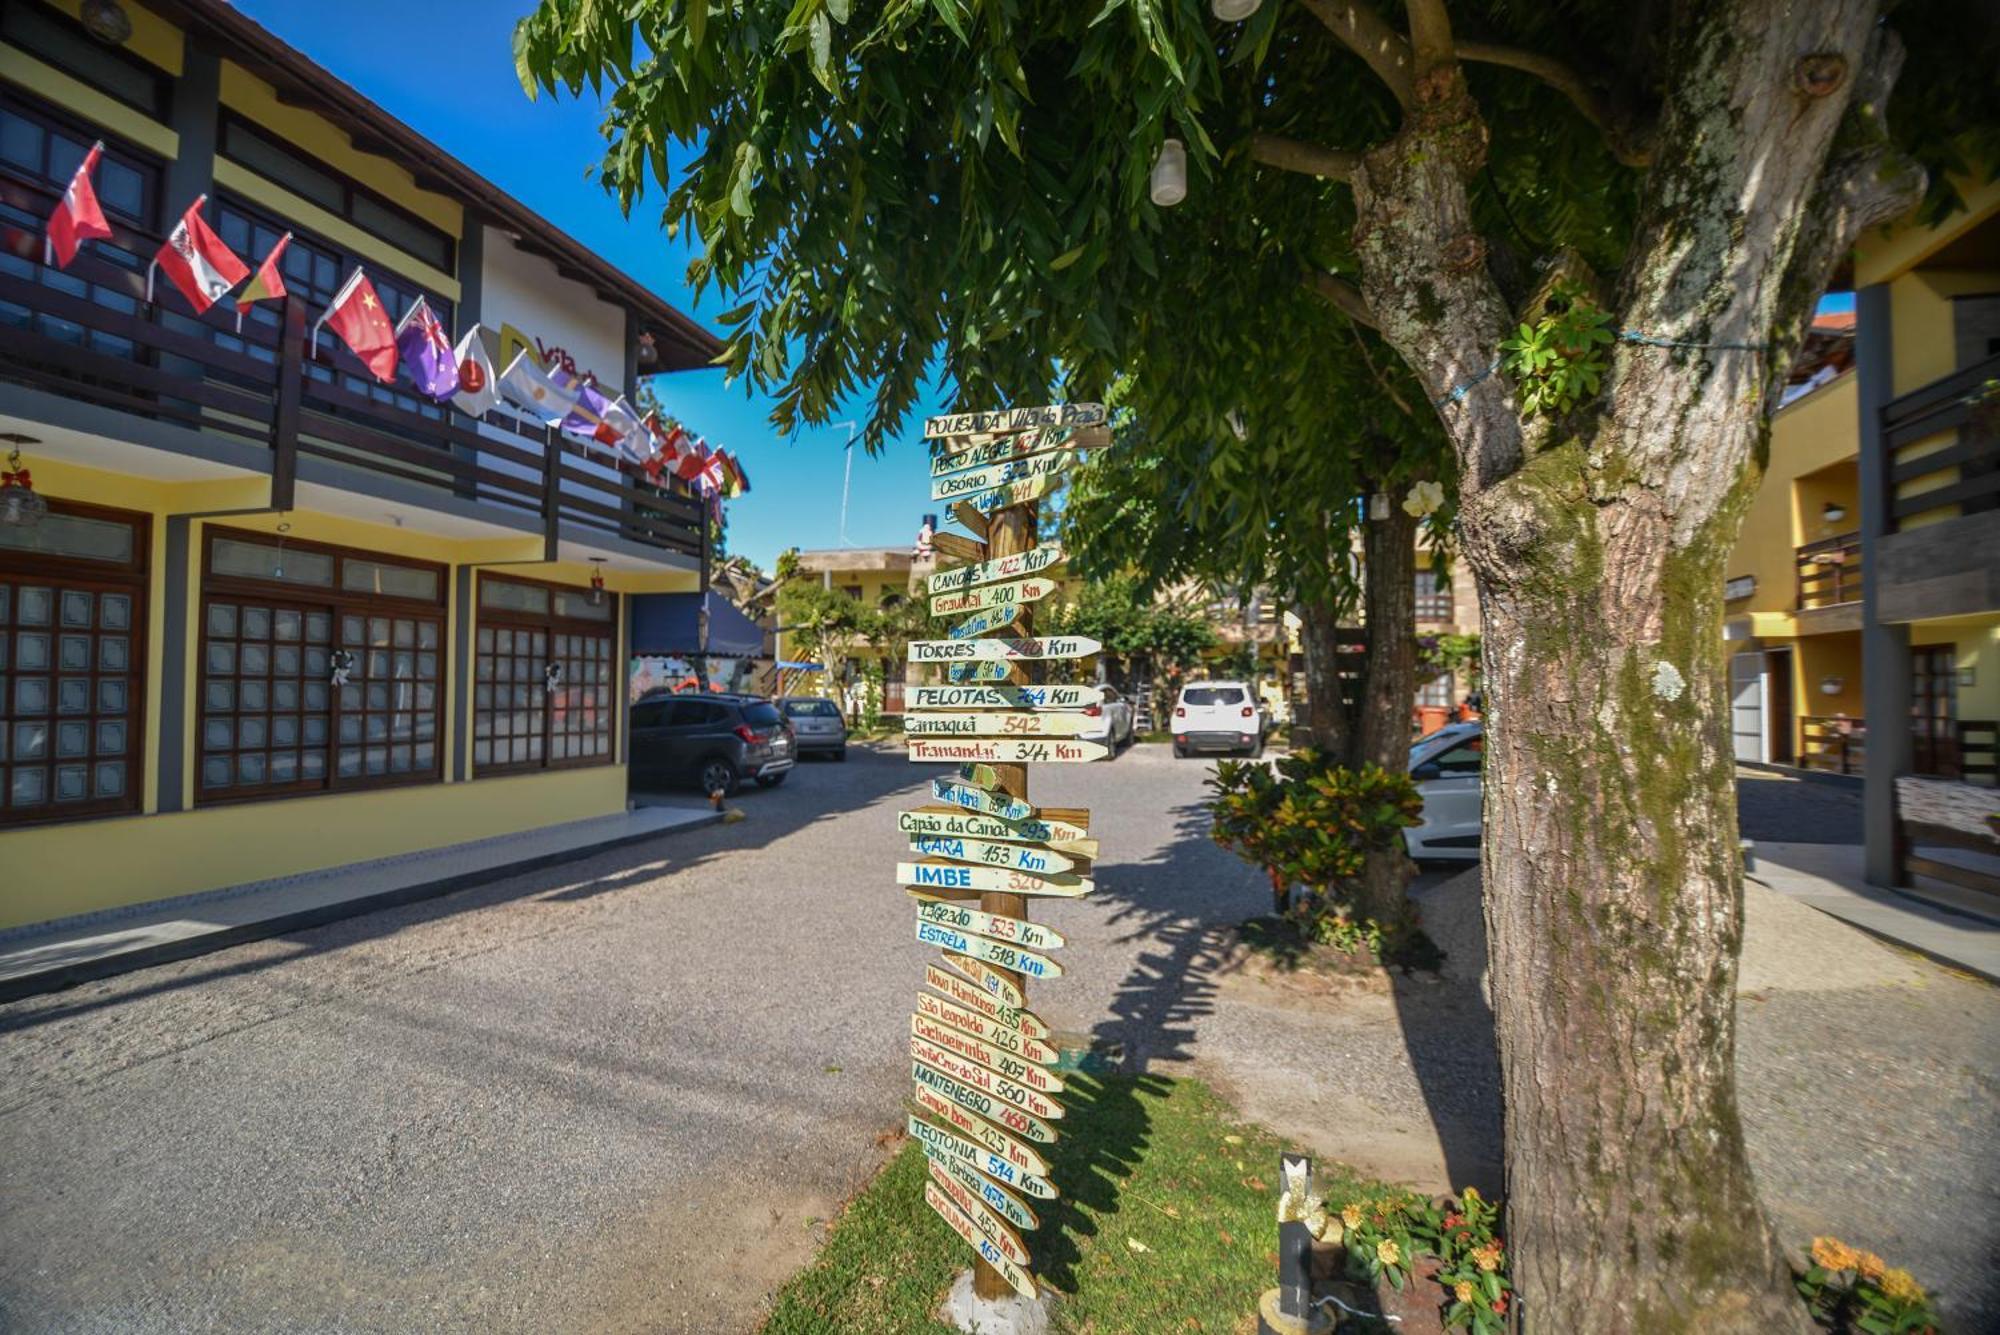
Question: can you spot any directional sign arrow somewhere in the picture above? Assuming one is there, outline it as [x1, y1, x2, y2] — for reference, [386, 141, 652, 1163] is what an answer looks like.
[970, 471, 1065, 514]
[908, 738, 1110, 764]
[913, 1014, 1067, 1096]
[904, 711, 1095, 739]
[912, 1084, 1052, 1178]
[908, 1114, 1057, 1197]
[931, 448, 1076, 502]
[900, 809, 1096, 855]
[914, 896, 1068, 951]
[924, 402, 1107, 438]
[909, 635, 1098, 663]
[942, 952, 1028, 1008]
[947, 661, 1030, 684]
[927, 543, 1064, 595]
[947, 602, 1026, 640]
[913, 1038, 1064, 1120]
[929, 577, 1061, 617]
[948, 501, 989, 540]
[907, 683, 1096, 711]
[924, 1181, 1037, 1299]
[902, 860, 1094, 900]
[908, 833, 1077, 876]
[930, 530, 986, 564]
[931, 778, 1035, 821]
[925, 963, 1048, 1037]
[915, 989, 1061, 1065]
[931, 423, 1108, 475]
[917, 921, 1063, 979]
[913, 1060, 1057, 1142]
[922, 1139, 1040, 1232]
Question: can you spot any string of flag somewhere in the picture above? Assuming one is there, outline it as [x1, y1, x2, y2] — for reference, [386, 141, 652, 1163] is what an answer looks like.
[42, 140, 750, 505]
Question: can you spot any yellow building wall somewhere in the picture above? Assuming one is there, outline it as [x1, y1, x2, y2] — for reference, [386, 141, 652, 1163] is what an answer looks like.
[0, 44, 179, 158]
[1790, 459, 1859, 551]
[1795, 634, 1865, 725]
[41, 0, 183, 73]
[3, 461, 691, 930]
[1909, 615, 2000, 727]
[1725, 373, 1859, 623]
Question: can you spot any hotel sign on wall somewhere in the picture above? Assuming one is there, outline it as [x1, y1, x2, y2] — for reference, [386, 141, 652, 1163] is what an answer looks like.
[894, 401, 1108, 1302]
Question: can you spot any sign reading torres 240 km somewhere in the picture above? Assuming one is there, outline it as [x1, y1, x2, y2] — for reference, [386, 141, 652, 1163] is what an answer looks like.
[895, 403, 1108, 1303]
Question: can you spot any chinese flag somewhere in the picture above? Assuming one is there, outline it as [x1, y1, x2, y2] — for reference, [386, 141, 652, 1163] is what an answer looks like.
[47, 141, 113, 269]
[321, 267, 397, 382]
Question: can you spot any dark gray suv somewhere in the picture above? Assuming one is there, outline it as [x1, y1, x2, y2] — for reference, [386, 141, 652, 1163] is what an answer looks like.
[630, 691, 795, 795]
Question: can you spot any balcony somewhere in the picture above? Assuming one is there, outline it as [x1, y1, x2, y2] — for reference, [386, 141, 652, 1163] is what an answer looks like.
[1795, 531, 1862, 609]
[1872, 351, 2000, 622]
[0, 192, 704, 565]
[1801, 714, 1865, 776]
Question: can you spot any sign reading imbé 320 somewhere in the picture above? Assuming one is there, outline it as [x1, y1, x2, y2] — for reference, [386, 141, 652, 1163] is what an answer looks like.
[900, 860, 1095, 899]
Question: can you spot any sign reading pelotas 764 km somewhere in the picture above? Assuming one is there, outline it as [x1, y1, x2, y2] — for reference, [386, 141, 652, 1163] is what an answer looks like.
[896, 403, 1112, 1305]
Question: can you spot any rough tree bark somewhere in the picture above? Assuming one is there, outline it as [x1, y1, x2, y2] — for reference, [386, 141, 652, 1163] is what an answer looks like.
[1295, 596, 1353, 758]
[1356, 500, 1419, 924]
[1293, 0, 1926, 1328]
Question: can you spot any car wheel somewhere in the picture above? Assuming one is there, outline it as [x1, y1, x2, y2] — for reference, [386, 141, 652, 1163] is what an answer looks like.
[755, 772, 787, 788]
[1173, 744, 1188, 759]
[698, 756, 740, 797]
[834, 748, 847, 762]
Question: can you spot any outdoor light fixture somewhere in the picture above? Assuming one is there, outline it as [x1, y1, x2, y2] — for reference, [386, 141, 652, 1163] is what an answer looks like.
[1, 445, 48, 528]
[1150, 138, 1188, 208]
[1822, 501, 1848, 525]
[1212, 0, 1264, 18]
[588, 557, 607, 606]
[1820, 676, 1845, 695]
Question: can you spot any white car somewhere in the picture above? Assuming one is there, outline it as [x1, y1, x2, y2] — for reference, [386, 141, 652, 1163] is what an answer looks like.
[1171, 680, 1263, 758]
[1076, 684, 1136, 749]
[1406, 721, 1483, 862]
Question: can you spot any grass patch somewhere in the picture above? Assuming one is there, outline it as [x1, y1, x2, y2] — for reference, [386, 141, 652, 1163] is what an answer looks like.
[762, 1073, 1382, 1334]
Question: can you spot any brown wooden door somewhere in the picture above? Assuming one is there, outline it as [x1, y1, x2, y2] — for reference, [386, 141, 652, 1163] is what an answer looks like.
[1910, 645, 1959, 777]
[1765, 648, 1795, 765]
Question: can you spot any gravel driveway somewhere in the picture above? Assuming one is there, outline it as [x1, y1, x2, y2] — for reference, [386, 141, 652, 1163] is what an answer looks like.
[1, 743, 1990, 1329]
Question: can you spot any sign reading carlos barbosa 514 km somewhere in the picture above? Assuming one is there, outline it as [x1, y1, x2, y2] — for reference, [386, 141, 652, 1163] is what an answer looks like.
[893, 401, 1107, 1304]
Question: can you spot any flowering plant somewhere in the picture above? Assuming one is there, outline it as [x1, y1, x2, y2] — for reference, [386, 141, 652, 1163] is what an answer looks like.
[1405, 1187, 1513, 1332]
[1797, 1237, 1938, 1334]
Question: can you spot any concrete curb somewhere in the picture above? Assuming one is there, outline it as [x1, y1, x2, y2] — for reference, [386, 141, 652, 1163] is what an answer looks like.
[0, 811, 727, 1004]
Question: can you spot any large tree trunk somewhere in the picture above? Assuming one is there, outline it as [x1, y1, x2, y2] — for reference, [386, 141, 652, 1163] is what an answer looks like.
[1356, 500, 1418, 923]
[1295, 596, 1353, 759]
[1337, 2, 1923, 1327]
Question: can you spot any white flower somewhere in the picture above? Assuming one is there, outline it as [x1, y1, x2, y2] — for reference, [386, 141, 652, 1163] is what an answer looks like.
[1402, 480, 1446, 517]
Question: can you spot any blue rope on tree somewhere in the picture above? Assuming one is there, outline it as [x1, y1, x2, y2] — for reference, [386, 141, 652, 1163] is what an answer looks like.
[1432, 330, 1770, 410]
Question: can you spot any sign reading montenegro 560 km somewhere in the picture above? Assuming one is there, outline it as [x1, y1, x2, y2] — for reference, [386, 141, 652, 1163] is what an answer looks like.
[896, 403, 1109, 1303]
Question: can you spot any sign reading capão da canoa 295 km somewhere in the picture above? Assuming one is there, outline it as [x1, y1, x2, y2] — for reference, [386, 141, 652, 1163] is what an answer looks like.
[896, 404, 1113, 1303]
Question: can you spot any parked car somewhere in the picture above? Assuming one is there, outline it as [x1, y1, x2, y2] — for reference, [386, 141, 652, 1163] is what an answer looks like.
[1076, 684, 1136, 749]
[780, 696, 848, 760]
[630, 690, 795, 795]
[1406, 721, 1483, 863]
[1170, 680, 1263, 757]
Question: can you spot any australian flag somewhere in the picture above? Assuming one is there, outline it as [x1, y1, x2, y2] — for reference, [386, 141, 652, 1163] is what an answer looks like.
[393, 296, 461, 401]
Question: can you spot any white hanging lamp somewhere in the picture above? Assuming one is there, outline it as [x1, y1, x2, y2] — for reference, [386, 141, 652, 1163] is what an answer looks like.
[1150, 138, 1188, 208]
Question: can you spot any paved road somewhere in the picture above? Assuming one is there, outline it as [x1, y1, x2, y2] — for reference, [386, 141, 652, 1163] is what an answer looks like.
[2, 746, 1987, 1330]
[1736, 767, 1865, 844]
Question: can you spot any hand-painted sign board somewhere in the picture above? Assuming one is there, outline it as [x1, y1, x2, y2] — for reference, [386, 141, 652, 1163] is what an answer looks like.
[943, 952, 1027, 1009]
[931, 448, 1076, 502]
[923, 1139, 1040, 1233]
[908, 1114, 1057, 1198]
[948, 661, 1030, 684]
[971, 470, 1065, 514]
[900, 809, 1093, 850]
[908, 635, 1100, 663]
[932, 778, 1036, 822]
[908, 738, 1110, 764]
[928, 544, 1064, 595]
[924, 1182, 1038, 1300]
[904, 711, 1095, 739]
[913, 1059, 1057, 1142]
[912, 1039, 1064, 1120]
[929, 531, 986, 564]
[917, 922, 1063, 979]
[914, 897, 1067, 951]
[908, 684, 1095, 711]
[901, 861, 1095, 898]
[929, 577, 1060, 617]
[953, 762, 1003, 791]
[949, 501, 989, 540]
[948, 603, 1026, 640]
[916, 989, 1061, 1065]
[927, 1158, 1032, 1265]
[914, 1015, 1067, 1096]
[913, 1083, 1052, 1177]
[909, 833, 1076, 876]
[925, 402, 1107, 438]
[931, 423, 1108, 475]
[926, 963, 1046, 1037]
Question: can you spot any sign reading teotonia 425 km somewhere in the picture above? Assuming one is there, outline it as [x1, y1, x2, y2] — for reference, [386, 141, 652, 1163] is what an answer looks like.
[923, 402, 1106, 438]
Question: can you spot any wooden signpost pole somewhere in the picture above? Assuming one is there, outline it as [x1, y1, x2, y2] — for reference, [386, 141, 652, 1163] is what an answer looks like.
[971, 494, 1034, 1305]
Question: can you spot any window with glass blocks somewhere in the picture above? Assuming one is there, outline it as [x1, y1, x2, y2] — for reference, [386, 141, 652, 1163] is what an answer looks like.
[197, 529, 443, 802]
[473, 576, 616, 775]
[0, 502, 147, 825]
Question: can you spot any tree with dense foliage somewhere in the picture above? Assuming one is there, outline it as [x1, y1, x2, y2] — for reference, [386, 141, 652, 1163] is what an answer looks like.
[517, 2, 1996, 1325]
[1035, 569, 1217, 693]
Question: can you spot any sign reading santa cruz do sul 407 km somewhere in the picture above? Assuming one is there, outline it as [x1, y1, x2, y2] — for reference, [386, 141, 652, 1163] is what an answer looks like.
[898, 403, 1109, 1301]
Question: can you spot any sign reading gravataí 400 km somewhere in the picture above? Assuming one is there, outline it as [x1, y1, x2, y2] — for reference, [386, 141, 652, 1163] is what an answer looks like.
[895, 401, 1108, 1305]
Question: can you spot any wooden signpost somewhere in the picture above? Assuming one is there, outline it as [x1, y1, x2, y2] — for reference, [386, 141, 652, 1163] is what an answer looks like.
[900, 404, 1113, 1308]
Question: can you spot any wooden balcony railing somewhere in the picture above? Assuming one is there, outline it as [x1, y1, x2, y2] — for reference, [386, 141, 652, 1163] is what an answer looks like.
[1800, 714, 1865, 776]
[0, 216, 704, 564]
[1795, 530, 1863, 609]
[1879, 349, 2000, 533]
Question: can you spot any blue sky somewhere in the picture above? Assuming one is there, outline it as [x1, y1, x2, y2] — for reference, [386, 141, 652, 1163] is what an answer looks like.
[233, 0, 947, 571]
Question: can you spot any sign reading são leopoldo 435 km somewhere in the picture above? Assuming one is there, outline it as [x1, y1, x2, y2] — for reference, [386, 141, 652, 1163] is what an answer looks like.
[895, 401, 1106, 1303]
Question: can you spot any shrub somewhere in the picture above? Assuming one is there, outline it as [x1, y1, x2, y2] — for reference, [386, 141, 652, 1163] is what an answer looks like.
[1798, 1238, 1940, 1334]
[1207, 748, 1422, 914]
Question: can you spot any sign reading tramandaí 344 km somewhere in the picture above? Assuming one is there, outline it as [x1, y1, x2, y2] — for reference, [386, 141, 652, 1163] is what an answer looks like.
[896, 403, 1112, 1305]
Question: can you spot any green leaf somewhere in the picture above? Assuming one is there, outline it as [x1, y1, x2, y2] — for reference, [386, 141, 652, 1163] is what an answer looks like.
[1049, 244, 1088, 272]
[809, 10, 834, 90]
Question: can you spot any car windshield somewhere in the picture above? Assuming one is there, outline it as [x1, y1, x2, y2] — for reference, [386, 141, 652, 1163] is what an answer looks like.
[742, 702, 784, 728]
[1182, 687, 1245, 706]
[784, 699, 839, 717]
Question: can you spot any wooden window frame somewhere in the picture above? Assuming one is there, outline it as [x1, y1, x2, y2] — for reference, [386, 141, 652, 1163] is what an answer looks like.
[473, 572, 619, 779]
[0, 497, 150, 828]
[195, 525, 447, 807]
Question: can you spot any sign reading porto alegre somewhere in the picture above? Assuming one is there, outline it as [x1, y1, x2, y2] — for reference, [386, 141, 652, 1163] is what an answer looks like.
[930, 423, 1104, 475]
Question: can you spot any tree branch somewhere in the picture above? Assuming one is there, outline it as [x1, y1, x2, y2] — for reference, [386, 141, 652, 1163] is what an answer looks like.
[1456, 41, 1653, 167]
[1299, 0, 1414, 108]
[1251, 133, 1359, 182]
[1405, 0, 1456, 78]
[1305, 269, 1380, 330]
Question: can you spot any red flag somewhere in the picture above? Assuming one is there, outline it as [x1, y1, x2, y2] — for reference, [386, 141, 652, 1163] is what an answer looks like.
[47, 141, 113, 269]
[676, 438, 712, 482]
[317, 268, 398, 382]
[153, 196, 249, 314]
[237, 231, 292, 307]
